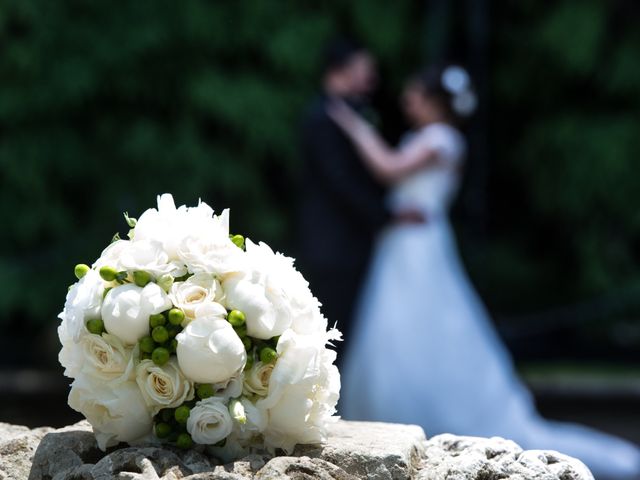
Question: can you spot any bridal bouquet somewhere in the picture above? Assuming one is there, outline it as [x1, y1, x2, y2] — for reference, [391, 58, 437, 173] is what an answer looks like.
[58, 194, 340, 457]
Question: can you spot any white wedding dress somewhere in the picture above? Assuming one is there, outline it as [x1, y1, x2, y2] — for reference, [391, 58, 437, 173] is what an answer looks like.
[340, 122, 640, 479]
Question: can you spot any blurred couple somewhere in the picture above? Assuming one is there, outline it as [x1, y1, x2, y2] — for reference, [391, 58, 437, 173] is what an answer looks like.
[298, 39, 640, 479]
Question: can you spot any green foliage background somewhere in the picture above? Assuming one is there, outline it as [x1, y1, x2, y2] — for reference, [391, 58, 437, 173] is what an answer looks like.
[481, 0, 640, 315]
[0, 0, 638, 350]
[0, 1, 423, 328]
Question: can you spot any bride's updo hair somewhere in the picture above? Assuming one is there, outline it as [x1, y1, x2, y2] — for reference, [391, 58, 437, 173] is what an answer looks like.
[414, 65, 477, 120]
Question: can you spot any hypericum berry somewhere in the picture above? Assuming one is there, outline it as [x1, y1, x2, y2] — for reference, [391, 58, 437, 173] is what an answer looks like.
[155, 422, 172, 438]
[149, 313, 166, 328]
[196, 384, 215, 400]
[227, 310, 246, 327]
[99, 266, 118, 282]
[152, 347, 170, 366]
[152, 326, 169, 344]
[86, 318, 105, 335]
[174, 405, 190, 425]
[168, 308, 185, 326]
[139, 336, 155, 354]
[259, 347, 278, 364]
[74, 264, 90, 279]
[176, 432, 193, 449]
[230, 234, 245, 249]
[133, 270, 151, 287]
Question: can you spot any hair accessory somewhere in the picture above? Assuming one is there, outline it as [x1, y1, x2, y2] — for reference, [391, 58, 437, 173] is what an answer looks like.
[441, 65, 477, 117]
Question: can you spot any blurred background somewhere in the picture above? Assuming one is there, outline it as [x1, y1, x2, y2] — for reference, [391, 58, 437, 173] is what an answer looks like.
[1, 0, 639, 442]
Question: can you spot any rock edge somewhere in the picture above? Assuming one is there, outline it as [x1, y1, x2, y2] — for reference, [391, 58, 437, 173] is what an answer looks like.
[0, 420, 594, 480]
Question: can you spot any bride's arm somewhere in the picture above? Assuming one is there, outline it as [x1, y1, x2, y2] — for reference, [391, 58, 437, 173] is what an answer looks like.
[328, 101, 440, 183]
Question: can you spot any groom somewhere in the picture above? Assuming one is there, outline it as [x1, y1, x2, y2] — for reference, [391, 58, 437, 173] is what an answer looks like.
[297, 39, 389, 366]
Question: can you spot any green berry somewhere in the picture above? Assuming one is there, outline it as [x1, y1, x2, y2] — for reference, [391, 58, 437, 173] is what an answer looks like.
[155, 422, 172, 439]
[133, 270, 152, 287]
[196, 384, 215, 399]
[176, 432, 193, 449]
[152, 347, 170, 366]
[139, 336, 155, 354]
[242, 336, 252, 351]
[149, 313, 166, 328]
[169, 338, 178, 353]
[152, 326, 169, 343]
[141, 352, 152, 360]
[168, 308, 185, 326]
[99, 266, 118, 282]
[174, 405, 190, 424]
[74, 264, 90, 280]
[168, 326, 180, 338]
[230, 234, 245, 249]
[86, 318, 105, 335]
[160, 408, 174, 423]
[227, 310, 246, 327]
[259, 347, 278, 364]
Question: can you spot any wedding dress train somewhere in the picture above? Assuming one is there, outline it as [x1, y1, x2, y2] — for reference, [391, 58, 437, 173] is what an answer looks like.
[339, 123, 640, 479]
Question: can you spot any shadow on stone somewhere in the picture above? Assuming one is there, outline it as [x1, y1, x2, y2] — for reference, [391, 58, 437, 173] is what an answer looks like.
[29, 422, 102, 479]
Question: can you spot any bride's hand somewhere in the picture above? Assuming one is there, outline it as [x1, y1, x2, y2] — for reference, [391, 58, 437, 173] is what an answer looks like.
[327, 99, 368, 135]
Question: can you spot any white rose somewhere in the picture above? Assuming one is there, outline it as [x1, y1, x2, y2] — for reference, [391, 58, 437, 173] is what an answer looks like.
[135, 358, 195, 414]
[68, 376, 153, 450]
[169, 273, 225, 325]
[257, 331, 340, 453]
[210, 396, 267, 462]
[243, 361, 274, 397]
[178, 209, 246, 277]
[101, 283, 172, 345]
[176, 317, 246, 384]
[134, 194, 223, 262]
[119, 239, 186, 278]
[80, 333, 135, 384]
[58, 269, 105, 377]
[222, 240, 316, 339]
[186, 397, 233, 445]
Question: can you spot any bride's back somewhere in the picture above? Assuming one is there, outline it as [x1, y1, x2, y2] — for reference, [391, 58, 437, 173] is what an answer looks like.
[388, 122, 466, 217]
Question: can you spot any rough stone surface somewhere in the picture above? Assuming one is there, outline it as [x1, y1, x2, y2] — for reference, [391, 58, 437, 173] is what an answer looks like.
[0, 420, 594, 480]
[296, 421, 426, 479]
[418, 434, 594, 480]
[0, 422, 53, 480]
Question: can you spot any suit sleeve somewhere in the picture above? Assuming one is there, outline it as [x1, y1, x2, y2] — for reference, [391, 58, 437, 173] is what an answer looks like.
[302, 112, 391, 231]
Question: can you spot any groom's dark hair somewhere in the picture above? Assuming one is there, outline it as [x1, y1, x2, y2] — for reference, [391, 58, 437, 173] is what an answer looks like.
[322, 37, 367, 74]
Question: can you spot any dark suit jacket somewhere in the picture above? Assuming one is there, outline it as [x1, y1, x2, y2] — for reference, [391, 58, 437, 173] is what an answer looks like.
[297, 93, 390, 272]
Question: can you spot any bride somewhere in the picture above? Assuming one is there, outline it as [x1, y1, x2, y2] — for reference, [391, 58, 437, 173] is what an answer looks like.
[329, 65, 640, 479]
